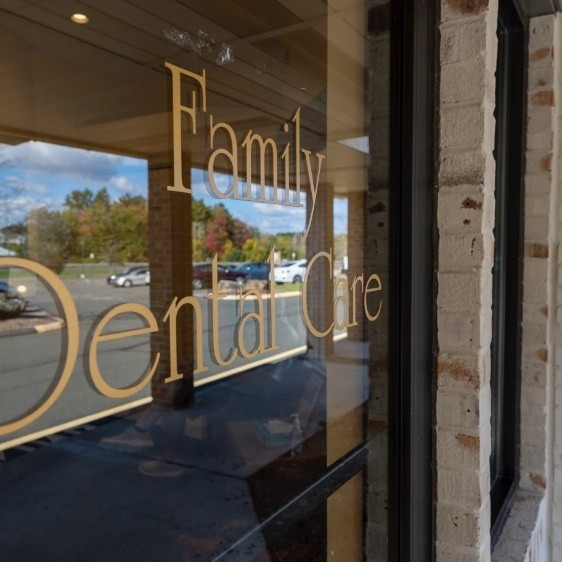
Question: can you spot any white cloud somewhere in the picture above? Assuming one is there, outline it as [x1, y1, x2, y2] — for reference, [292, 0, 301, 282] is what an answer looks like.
[2, 141, 128, 182]
[0, 142, 147, 215]
[108, 175, 139, 195]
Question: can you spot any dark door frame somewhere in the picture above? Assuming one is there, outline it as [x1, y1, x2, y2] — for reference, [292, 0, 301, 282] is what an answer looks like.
[388, 0, 435, 560]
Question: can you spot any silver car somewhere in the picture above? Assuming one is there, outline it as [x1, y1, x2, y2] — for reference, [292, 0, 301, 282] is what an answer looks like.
[114, 267, 149, 288]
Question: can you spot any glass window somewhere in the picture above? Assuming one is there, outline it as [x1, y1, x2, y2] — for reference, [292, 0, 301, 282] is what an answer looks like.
[491, 0, 524, 539]
[0, 1, 392, 559]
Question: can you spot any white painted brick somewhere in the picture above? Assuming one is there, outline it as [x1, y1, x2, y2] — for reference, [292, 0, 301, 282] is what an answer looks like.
[524, 216, 551, 240]
[438, 312, 479, 351]
[441, 61, 487, 105]
[527, 130, 553, 150]
[525, 172, 552, 195]
[521, 384, 547, 406]
[525, 195, 551, 217]
[439, 149, 487, 187]
[437, 272, 481, 313]
[527, 106, 554, 134]
[529, 15, 555, 50]
[437, 469, 482, 509]
[520, 444, 547, 473]
[521, 344, 548, 366]
[528, 65, 554, 92]
[520, 424, 547, 448]
[521, 403, 547, 428]
[440, 104, 484, 148]
[439, 234, 484, 272]
[435, 3, 498, 561]
[437, 353, 482, 392]
[436, 504, 480, 548]
[521, 364, 547, 387]
[529, 44, 553, 68]
[440, 18, 486, 65]
[555, 386, 562, 407]
[437, 188, 485, 234]
[521, 321, 547, 347]
[436, 389, 480, 429]
[523, 258, 549, 281]
[522, 302, 549, 325]
[526, 150, 553, 174]
[553, 507, 562, 525]
[440, 3, 490, 23]
[437, 468, 482, 508]
[519, 471, 547, 493]
[522, 279, 548, 303]
[436, 541, 481, 562]
[553, 542, 562, 562]
[554, 346, 562, 368]
[436, 428, 480, 471]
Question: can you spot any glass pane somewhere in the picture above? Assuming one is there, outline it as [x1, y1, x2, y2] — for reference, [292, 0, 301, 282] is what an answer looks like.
[0, 1, 391, 560]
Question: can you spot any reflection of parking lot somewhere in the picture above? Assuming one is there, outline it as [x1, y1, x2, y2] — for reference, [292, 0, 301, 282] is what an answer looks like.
[0, 276, 309, 447]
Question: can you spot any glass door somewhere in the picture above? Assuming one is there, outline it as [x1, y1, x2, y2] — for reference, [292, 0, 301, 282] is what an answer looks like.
[0, 1, 397, 560]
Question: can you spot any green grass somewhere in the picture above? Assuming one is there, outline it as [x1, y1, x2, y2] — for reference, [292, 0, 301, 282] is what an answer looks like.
[60, 265, 115, 278]
[274, 282, 303, 292]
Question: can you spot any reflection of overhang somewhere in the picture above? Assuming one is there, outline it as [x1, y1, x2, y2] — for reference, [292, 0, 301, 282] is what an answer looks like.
[0, 0, 368, 192]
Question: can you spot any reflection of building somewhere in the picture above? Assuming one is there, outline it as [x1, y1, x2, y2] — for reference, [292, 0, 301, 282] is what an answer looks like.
[2, 0, 562, 561]
[0, 230, 24, 248]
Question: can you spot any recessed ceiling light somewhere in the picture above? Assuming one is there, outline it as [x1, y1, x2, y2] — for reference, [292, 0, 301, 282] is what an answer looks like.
[70, 13, 89, 24]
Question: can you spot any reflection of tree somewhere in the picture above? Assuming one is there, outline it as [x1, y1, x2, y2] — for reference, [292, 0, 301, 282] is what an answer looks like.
[192, 198, 304, 262]
[27, 207, 71, 273]
[61, 188, 149, 263]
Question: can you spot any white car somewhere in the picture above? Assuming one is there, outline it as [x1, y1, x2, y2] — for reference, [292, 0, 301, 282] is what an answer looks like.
[274, 259, 307, 284]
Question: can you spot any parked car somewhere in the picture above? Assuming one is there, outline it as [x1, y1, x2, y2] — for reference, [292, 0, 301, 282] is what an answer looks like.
[234, 262, 271, 281]
[107, 266, 147, 285]
[0, 280, 17, 297]
[0, 281, 26, 318]
[114, 267, 149, 287]
[274, 259, 307, 284]
[192, 263, 246, 290]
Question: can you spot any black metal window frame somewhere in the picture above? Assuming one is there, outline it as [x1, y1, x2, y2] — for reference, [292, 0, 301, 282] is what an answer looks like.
[388, 0, 435, 560]
[217, 1, 437, 559]
[490, 0, 526, 541]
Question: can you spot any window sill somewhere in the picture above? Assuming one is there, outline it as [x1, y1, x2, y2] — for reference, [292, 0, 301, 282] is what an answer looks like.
[491, 489, 546, 561]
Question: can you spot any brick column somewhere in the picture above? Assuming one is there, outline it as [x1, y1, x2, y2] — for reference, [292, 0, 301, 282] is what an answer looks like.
[148, 157, 194, 409]
[435, 1, 498, 559]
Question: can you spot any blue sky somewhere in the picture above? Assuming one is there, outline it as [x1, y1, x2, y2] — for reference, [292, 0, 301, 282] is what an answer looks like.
[0, 141, 348, 235]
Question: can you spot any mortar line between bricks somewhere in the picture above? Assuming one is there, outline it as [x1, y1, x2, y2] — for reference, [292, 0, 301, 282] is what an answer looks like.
[439, 14, 487, 29]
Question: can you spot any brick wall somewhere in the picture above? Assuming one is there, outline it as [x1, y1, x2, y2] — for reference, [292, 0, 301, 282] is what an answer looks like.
[495, 13, 562, 562]
[436, 1, 498, 559]
[549, 12, 562, 561]
[518, 15, 555, 500]
[148, 159, 194, 409]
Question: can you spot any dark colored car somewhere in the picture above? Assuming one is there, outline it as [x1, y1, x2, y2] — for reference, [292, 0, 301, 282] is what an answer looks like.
[0, 281, 16, 297]
[0, 281, 26, 318]
[107, 266, 147, 285]
[192, 263, 246, 290]
[234, 262, 271, 281]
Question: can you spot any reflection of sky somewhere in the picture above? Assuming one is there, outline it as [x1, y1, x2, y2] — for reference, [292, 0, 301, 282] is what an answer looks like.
[0, 141, 348, 234]
[191, 168, 348, 235]
[0, 141, 147, 225]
